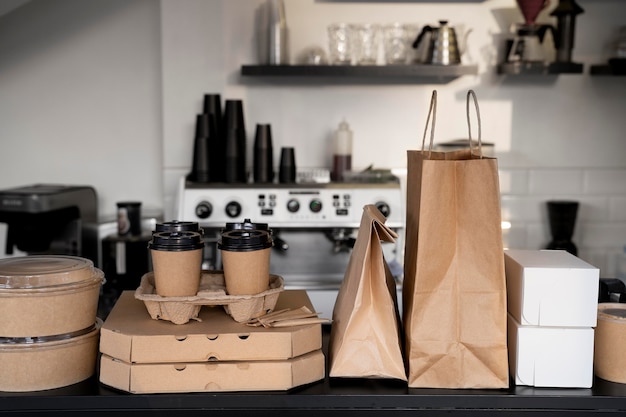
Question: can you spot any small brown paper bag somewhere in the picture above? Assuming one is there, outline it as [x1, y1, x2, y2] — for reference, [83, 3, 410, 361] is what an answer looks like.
[403, 90, 509, 388]
[329, 204, 406, 380]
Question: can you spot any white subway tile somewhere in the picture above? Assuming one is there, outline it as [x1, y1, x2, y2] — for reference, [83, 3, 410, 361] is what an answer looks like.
[501, 196, 546, 222]
[528, 169, 584, 195]
[576, 196, 610, 222]
[501, 224, 528, 250]
[578, 223, 626, 248]
[610, 197, 626, 222]
[499, 169, 528, 195]
[584, 169, 626, 195]
[526, 223, 550, 250]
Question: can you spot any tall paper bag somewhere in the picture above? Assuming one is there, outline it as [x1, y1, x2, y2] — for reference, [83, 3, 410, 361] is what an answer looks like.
[403, 91, 509, 388]
[329, 204, 406, 380]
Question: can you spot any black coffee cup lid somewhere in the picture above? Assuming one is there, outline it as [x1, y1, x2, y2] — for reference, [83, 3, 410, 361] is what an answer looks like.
[218, 229, 273, 252]
[223, 218, 270, 232]
[148, 231, 204, 251]
[155, 220, 203, 234]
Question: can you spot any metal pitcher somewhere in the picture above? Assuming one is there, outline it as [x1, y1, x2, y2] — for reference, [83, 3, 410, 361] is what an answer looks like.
[412, 20, 471, 65]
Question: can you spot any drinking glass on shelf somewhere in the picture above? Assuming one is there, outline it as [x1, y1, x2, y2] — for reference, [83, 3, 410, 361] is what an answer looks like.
[383, 23, 418, 65]
[352, 23, 381, 65]
[328, 23, 354, 65]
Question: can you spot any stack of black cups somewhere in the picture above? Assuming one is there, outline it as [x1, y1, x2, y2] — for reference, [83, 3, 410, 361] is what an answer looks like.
[187, 94, 297, 184]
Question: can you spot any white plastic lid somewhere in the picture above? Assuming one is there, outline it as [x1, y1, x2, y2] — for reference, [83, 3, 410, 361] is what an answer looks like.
[0, 256, 99, 289]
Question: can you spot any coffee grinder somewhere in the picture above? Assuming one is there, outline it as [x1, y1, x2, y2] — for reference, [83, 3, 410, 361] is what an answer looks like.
[0, 184, 99, 264]
[501, 0, 584, 74]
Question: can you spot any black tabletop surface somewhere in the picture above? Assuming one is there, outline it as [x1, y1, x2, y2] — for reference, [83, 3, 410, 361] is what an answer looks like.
[2, 328, 626, 416]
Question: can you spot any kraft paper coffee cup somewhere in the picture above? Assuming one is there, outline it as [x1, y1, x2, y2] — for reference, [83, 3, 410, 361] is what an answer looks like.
[148, 231, 204, 297]
[218, 229, 273, 295]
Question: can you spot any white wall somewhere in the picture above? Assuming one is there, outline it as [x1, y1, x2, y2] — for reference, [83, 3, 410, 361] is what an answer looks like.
[0, 0, 163, 220]
[1, 0, 625, 274]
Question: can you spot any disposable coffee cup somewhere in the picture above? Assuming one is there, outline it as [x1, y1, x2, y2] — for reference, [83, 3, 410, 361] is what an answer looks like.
[218, 229, 273, 295]
[148, 231, 204, 297]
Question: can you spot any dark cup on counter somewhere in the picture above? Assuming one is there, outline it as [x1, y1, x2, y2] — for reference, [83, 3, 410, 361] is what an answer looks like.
[278, 147, 296, 184]
[223, 100, 247, 183]
[253, 124, 274, 184]
[188, 113, 212, 183]
[218, 228, 273, 295]
[148, 231, 204, 297]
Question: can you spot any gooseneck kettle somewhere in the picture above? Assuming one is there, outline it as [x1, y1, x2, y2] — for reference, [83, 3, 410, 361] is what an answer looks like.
[412, 20, 471, 65]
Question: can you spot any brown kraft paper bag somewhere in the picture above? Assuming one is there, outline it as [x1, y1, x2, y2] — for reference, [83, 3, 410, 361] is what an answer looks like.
[403, 90, 509, 388]
[329, 204, 406, 380]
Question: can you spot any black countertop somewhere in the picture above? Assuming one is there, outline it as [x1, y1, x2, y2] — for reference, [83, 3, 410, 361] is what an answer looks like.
[2, 328, 626, 416]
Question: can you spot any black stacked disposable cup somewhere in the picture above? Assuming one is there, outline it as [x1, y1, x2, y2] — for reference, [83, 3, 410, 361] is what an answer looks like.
[203, 94, 224, 182]
[253, 124, 274, 183]
[188, 114, 211, 183]
[223, 100, 247, 183]
[278, 147, 296, 183]
[225, 127, 246, 183]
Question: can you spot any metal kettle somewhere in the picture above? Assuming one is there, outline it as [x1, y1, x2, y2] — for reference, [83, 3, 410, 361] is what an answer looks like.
[412, 20, 470, 65]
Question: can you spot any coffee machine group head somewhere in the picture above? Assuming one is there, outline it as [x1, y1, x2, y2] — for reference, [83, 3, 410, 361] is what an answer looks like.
[0, 184, 99, 264]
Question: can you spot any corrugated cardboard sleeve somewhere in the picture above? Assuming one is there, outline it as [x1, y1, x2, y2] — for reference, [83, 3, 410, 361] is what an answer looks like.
[135, 271, 283, 324]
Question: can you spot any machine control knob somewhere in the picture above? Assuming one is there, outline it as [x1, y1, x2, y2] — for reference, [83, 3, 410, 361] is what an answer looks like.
[195, 201, 213, 219]
[225, 201, 242, 218]
[309, 199, 323, 213]
[287, 198, 300, 213]
[375, 201, 391, 218]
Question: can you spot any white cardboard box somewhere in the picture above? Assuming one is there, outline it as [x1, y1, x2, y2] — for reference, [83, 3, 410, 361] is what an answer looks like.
[507, 313, 594, 388]
[504, 249, 599, 327]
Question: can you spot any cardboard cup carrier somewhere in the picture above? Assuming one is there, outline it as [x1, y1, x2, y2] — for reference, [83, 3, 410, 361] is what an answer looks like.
[219, 221, 273, 295]
[149, 230, 204, 297]
[0, 255, 104, 391]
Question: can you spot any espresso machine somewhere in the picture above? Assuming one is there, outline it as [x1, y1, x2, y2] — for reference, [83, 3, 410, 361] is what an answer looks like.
[177, 177, 404, 314]
[0, 184, 99, 264]
[500, 0, 584, 74]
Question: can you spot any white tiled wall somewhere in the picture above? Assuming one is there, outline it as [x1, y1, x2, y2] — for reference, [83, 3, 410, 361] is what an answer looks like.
[500, 168, 626, 277]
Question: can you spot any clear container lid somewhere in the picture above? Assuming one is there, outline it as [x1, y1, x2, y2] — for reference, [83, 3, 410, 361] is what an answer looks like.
[0, 256, 99, 289]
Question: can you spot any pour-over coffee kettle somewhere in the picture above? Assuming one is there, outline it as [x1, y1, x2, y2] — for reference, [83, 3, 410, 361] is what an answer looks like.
[412, 20, 471, 65]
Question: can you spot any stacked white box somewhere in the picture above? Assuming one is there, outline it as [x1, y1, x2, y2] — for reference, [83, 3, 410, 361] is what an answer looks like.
[504, 249, 599, 388]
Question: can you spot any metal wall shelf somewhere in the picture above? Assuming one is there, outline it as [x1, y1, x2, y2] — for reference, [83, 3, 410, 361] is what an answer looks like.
[240, 64, 479, 83]
[497, 61, 584, 75]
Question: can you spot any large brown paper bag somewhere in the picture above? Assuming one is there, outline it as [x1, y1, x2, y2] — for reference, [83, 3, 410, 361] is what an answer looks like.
[329, 204, 406, 380]
[403, 90, 509, 388]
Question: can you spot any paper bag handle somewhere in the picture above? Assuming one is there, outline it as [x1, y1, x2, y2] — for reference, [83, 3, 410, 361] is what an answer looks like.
[420, 90, 437, 155]
[466, 90, 483, 159]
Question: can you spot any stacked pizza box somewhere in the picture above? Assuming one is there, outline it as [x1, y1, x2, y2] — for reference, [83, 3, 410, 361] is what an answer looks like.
[99, 290, 324, 393]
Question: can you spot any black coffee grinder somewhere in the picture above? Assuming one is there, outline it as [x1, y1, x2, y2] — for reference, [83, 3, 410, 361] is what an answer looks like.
[0, 184, 99, 264]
